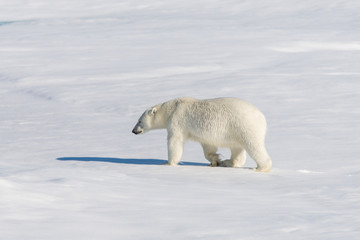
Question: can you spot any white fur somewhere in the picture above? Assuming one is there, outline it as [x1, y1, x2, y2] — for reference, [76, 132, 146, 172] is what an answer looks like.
[132, 97, 272, 172]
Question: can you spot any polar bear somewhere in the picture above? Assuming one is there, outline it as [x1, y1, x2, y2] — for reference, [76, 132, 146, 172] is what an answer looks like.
[132, 97, 272, 172]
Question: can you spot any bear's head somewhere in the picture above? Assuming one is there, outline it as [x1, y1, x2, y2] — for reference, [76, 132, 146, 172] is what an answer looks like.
[132, 107, 157, 135]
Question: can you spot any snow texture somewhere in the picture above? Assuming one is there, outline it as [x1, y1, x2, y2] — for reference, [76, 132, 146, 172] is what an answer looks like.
[1, 0, 360, 239]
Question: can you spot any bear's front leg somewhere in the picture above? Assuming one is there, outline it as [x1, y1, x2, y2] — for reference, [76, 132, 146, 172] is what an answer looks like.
[167, 132, 184, 166]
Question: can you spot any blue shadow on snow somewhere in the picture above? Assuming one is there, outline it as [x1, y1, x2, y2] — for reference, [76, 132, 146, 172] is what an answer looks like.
[56, 157, 208, 166]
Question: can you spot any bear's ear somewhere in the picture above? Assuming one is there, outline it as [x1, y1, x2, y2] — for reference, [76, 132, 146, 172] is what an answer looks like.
[151, 107, 157, 115]
[149, 107, 157, 115]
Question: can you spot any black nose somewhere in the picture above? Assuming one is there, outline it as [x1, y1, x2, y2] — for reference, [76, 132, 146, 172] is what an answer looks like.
[132, 129, 138, 135]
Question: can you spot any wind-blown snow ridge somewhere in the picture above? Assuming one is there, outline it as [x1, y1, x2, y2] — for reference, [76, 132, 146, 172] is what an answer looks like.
[271, 41, 360, 52]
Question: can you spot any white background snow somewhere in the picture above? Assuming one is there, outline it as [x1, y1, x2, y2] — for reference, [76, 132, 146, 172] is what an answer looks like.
[1, 0, 360, 239]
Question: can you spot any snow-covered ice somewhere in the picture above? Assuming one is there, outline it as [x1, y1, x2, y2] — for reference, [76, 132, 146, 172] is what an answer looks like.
[1, 0, 360, 239]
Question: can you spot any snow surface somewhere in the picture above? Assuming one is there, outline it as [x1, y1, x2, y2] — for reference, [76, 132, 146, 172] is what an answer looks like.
[1, 0, 360, 239]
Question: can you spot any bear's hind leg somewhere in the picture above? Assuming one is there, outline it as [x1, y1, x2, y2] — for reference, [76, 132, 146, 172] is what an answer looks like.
[201, 144, 221, 167]
[220, 147, 246, 167]
[246, 145, 272, 172]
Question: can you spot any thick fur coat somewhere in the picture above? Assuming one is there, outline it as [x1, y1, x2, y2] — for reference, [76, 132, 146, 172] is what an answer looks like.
[132, 97, 272, 172]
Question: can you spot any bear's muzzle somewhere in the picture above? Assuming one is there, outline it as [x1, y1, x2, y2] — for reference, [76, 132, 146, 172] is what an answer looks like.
[132, 127, 143, 135]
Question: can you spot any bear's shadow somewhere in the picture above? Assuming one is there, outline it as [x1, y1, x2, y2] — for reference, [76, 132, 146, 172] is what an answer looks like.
[56, 157, 208, 166]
